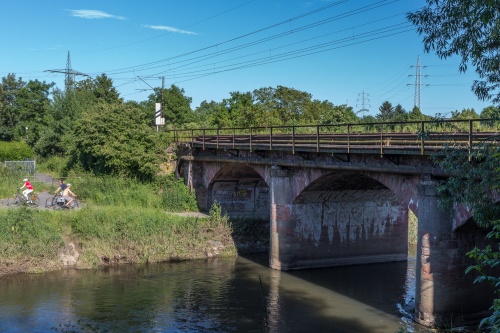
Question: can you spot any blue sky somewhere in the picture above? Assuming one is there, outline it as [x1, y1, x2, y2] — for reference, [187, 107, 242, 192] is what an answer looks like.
[0, 0, 492, 117]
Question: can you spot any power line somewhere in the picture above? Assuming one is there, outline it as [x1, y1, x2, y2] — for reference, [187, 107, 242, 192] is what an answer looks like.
[91, 0, 402, 76]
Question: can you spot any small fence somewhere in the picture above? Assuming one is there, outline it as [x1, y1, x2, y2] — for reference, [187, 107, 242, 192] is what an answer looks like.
[3, 160, 36, 179]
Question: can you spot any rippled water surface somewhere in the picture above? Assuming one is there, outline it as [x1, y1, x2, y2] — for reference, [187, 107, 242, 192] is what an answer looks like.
[0, 254, 432, 333]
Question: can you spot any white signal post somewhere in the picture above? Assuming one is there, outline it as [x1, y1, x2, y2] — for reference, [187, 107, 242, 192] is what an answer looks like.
[155, 102, 165, 132]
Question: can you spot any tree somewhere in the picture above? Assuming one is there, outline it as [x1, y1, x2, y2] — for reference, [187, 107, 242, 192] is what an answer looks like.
[407, 106, 428, 121]
[195, 100, 231, 128]
[15, 79, 54, 147]
[481, 106, 500, 119]
[304, 100, 357, 126]
[451, 108, 479, 120]
[0, 74, 25, 141]
[68, 102, 163, 180]
[251, 86, 312, 126]
[408, 1, 500, 105]
[148, 85, 194, 127]
[393, 104, 407, 121]
[92, 74, 122, 104]
[376, 101, 394, 121]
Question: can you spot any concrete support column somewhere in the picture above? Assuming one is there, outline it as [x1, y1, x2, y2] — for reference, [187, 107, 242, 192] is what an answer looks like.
[183, 160, 193, 191]
[415, 177, 455, 327]
[269, 166, 293, 270]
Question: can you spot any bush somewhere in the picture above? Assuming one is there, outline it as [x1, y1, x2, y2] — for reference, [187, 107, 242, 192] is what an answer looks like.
[0, 141, 33, 161]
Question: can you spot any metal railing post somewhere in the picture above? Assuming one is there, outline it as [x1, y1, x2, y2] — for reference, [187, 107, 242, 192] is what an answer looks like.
[216, 129, 220, 149]
[202, 129, 206, 150]
[420, 121, 425, 155]
[232, 128, 235, 149]
[250, 127, 253, 151]
[316, 125, 320, 153]
[468, 119, 473, 161]
[292, 126, 295, 154]
[270, 127, 273, 151]
[347, 124, 351, 154]
[380, 124, 383, 156]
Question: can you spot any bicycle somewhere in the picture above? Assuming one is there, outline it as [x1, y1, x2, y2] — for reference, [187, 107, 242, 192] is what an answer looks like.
[46, 194, 79, 210]
[45, 194, 65, 209]
[7, 188, 39, 208]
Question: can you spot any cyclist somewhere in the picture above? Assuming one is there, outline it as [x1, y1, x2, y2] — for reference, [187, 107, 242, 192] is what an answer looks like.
[62, 184, 77, 208]
[54, 179, 67, 195]
[20, 178, 34, 201]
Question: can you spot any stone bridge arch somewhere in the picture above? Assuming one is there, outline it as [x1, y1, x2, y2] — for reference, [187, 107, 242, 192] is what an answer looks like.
[189, 161, 270, 218]
[278, 170, 411, 269]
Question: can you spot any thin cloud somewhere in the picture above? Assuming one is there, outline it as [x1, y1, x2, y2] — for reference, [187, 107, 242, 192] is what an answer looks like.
[144, 25, 197, 35]
[68, 9, 126, 20]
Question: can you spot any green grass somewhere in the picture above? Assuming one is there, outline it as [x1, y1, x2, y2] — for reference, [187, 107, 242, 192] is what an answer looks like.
[0, 203, 235, 273]
[0, 207, 65, 273]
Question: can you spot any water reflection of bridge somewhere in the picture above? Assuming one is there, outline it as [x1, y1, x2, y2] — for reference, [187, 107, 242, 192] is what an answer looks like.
[170, 119, 498, 329]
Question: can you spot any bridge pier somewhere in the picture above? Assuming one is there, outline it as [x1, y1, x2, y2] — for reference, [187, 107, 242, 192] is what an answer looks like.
[269, 166, 293, 270]
[415, 177, 492, 328]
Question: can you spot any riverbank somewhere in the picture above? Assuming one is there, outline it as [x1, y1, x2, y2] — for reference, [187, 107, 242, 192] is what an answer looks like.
[0, 205, 241, 277]
[0, 201, 271, 277]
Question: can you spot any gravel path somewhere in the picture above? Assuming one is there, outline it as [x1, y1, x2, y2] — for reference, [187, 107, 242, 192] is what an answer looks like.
[1, 173, 205, 215]
[0, 173, 65, 210]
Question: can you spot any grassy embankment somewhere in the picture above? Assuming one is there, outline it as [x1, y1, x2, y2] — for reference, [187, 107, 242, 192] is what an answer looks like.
[0, 161, 237, 276]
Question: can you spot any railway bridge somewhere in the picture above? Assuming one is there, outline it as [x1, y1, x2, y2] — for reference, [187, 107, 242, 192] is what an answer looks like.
[172, 119, 497, 328]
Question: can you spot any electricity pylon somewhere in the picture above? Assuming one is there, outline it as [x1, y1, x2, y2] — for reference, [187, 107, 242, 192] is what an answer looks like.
[45, 51, 89, 91]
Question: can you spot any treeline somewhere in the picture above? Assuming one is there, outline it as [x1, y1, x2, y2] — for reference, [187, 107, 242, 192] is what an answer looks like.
[1, 73, 498, 180]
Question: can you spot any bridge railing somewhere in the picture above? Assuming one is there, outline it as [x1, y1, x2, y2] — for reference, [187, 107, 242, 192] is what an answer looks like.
[167, 118, 500, 156]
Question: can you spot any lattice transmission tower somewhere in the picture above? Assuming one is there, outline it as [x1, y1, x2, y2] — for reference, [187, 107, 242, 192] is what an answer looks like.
[45, 51, 89, 91]
[356, 91, 370, 116]
[408, 56, 428, 111]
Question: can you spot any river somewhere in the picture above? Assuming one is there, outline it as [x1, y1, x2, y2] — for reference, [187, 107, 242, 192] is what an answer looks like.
[0, 254, 433, 333]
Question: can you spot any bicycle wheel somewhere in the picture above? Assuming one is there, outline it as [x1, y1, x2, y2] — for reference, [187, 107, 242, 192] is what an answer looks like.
[71, 200, 79, 209]
[7, 195, 20, 206]
[45, 197, 55, 208]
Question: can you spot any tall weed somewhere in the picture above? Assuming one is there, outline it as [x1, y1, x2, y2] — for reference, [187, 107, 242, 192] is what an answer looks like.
[67, 206, 235, 268]
[0, 208, 64, 269]
[65, 174, 197, 212]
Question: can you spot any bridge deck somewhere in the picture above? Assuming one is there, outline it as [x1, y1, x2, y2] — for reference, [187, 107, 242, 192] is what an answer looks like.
[188, 132, 498, 156]
[168, 119, 500, 156]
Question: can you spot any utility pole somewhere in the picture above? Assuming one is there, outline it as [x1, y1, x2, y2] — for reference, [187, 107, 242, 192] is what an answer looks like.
[45, 51, 89, 91]
[407, 56, 429, 111]
[136, 76, 166, 131]
[356, 91, 370, 116]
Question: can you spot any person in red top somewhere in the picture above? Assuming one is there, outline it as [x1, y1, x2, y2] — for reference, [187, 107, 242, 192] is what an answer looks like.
[20, 178, 34, 200]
